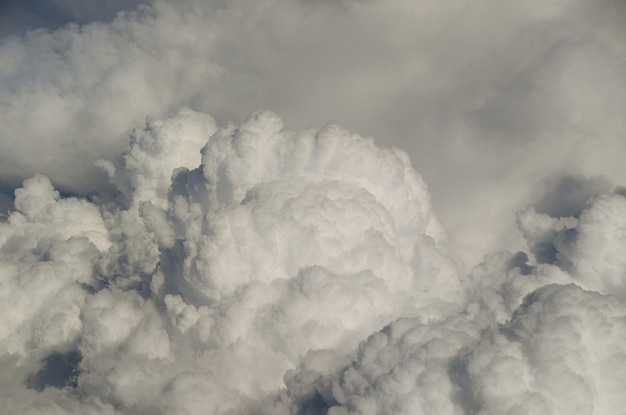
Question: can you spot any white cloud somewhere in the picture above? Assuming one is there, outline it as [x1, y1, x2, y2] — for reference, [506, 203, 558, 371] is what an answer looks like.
[519, 191, 626, 297]
[465, 283, 626, 415]
[0, 176, 112, 413]
[0, 110, 460, 413]
[1, 0, 625, 413]
[2, 106, 626, 414]
[1, 0, 624, 267]
[269, 282, 626, 415]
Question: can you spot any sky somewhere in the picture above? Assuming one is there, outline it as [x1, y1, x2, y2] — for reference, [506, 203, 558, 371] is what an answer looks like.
[1, 1, 626, 414]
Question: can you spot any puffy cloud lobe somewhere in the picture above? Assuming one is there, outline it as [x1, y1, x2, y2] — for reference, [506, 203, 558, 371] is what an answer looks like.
[272, 314, 482, 415]
[256, 185, 626, 415]
[270, 282, 626, 415]
[91, 108, 216, 298]
[3, 106, 626, 414]
[0, 109, 460, 413]
[0, 176, 114, 414]
[129, 110, 462, 406]
[557, 193, 626, 295]
[0, 175, 109, 357]
[518, 191, 626, 297]
[97, 107, 217, 209]
[464, 248, 576, 325]
[517, 206, 578, 265]
[169, 110, 450, 295]
[464, 283, 626, 415]
[77, 288, 172, 412]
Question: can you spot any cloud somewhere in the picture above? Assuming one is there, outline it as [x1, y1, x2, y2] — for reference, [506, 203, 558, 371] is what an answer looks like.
[1, 110, 462, 413]
[256, 182, 626, 415]
[1, 0, 626, 413]
[138, 111, 461, 404]
[1, 0, 625, 267]
[2, 107, 626, 414]
[0, 175, 108, 356]
[267, 282, 626, 415]
[0, 0, 146, 39]
[0, 1, 222, 192]
[0, 175, 113, 414]
[533, 174, 613, 218]
[464, 283, 626, 415]
[518, 190, 626, 297]
[96, 106, 217, 209]
[273, 313, 481, 415]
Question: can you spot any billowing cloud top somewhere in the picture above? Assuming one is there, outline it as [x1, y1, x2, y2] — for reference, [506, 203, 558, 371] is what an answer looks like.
[2, 108, 626, 414]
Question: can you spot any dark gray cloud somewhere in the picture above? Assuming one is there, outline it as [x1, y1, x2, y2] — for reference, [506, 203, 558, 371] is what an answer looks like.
[534, 174, 612, 218]
[0, 0, 145, 38]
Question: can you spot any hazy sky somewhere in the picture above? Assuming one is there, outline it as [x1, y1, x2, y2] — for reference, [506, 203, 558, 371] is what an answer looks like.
[1, 1, 626, 414]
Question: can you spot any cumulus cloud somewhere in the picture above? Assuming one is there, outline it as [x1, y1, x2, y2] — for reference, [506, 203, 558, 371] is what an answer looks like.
[1, 0, 625, 265]
[3, 106, 625, 414]
[2, 0, 626, 414]
[0, 175, 108, 356]
[465, 283, 626, 415]
[1, 110, 462, 413]
[265, 280, 626, 415]
[271, 313, 482, 415]
[133, 111, 460, 406]
[0, 175, 113, 414]
[519, 190, 626, 297]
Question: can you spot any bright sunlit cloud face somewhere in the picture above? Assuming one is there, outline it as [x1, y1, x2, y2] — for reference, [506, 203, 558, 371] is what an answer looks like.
[1, 1, 626, 414]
